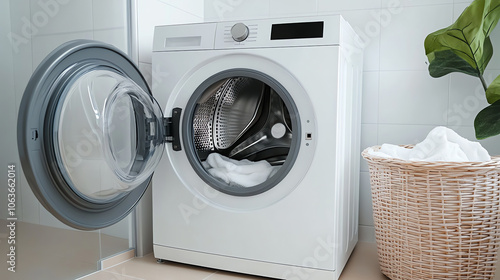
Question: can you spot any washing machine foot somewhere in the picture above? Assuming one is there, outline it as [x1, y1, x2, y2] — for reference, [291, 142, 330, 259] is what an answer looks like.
[156, 259, 166, 264]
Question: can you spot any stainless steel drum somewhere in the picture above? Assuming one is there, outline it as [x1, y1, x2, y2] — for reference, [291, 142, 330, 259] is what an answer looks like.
[193, 77, 292, 164]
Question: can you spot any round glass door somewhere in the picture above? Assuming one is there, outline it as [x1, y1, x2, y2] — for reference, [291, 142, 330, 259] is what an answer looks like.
[18, 40, 164, 230]
[54, 67, 164, 202]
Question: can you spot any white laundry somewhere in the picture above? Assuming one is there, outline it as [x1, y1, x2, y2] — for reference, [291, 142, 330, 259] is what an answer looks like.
[368, 126, 491, 162]
[202, 153, 280, 187]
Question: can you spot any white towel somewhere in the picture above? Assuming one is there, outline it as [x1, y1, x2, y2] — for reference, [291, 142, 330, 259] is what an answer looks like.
[368, 127, 490, 162]
[202, 153, 280, 187]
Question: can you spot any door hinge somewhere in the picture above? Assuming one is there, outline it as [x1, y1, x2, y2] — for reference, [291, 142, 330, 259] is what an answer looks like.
[163, 108, 182, 151]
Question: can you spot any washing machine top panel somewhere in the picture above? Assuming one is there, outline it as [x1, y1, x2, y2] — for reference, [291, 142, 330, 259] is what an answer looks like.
[17, 40, 171, 230]
[153, 14, 349, 52]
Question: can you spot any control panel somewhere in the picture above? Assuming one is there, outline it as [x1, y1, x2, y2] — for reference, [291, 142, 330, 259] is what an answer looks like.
[153, 15, 344, 52]
[214, 15, 342, 49]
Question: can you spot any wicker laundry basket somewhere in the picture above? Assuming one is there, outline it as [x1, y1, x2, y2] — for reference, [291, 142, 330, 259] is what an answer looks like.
[362, 146, 500, 280]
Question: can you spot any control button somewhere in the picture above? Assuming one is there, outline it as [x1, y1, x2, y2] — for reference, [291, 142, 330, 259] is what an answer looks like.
[231, 23, 249, 42]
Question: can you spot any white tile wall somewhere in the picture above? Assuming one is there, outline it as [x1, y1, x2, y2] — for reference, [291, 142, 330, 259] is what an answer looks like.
[382, 0, 453, 7]
[360, 124, 378, 172]
[486, 30, 500, 70]
[204, 0, 270, 21]
[270, 0, 317, 17]
[359, 172, 374, 226]
[361, 72, 379, 123]
[453, 2, 469, 19]
[377, 124, 439, 145]
[202, 0, 500, 242]
[9, 0, 36, 224]
[93, 0, 129, 29]
[29, 0, 93, 36]
[9, 0, 33, 103]
[156, 0, 204, 18]
[0, 0, 16, 221]
[319, 0, 381, 12]
[380, 4, 453, 71]
[378, 71, 449, 125]
[93, 0, 129, 52]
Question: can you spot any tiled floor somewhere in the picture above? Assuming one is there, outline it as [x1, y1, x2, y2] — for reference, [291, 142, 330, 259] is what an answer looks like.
[0, 220, 128, 280]
[79, 242, 389, 280]
[3, 221, 500, 280]
[81, 241, 500, 280]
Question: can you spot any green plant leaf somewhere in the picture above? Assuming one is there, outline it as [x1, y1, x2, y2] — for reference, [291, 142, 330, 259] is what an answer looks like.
[474, 99, 500, 139]
[425, 0, 500, 78]
[427, 46, 487, 77]
[485, 74, 500, 103]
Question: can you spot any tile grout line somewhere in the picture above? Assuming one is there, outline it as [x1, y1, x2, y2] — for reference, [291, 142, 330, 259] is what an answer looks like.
[110, 258, 135, 268]
[75, 258, 138, 280]
[202, 271, 219, 280]
[107, 271, 145, 280]
[100, 249, 136, 270]
[101, 257, 137, 273]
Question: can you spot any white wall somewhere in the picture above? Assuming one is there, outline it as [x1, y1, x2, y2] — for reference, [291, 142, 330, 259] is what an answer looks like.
[205, 0, 500, 242]
[0, 0, 16, 222]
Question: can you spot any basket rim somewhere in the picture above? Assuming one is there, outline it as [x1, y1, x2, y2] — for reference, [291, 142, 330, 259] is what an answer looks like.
[362, 145, 500, 169]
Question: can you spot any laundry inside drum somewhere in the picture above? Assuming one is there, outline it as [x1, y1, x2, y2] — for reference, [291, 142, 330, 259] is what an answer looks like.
[193, 77, 293, 188]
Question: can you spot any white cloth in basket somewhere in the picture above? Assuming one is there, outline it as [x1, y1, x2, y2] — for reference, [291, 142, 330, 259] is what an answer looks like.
[368, 126, 491, 162]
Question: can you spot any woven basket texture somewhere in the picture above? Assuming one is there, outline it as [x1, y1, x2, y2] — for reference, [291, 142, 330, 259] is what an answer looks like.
[362, 146, 500, 280]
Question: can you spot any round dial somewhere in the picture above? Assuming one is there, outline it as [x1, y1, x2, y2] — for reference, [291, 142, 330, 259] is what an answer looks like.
[231, 23, 249, 42]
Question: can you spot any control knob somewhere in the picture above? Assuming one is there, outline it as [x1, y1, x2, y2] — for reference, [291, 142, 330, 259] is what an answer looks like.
[231, 23, 249, 42]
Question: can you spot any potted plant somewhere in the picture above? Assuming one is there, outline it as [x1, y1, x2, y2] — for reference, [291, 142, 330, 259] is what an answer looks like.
[425, 0, 500, 139]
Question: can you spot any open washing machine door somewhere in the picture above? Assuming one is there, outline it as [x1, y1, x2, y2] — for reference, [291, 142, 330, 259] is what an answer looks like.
[17, 40, 180, 230]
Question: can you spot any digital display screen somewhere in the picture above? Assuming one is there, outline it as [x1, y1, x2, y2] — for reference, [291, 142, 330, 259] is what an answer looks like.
[271, 21, 324, 40]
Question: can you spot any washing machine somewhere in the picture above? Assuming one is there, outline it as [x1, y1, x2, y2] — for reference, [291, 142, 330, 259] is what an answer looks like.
[17, 14, 362, 280]
[151, 15, 362, 279]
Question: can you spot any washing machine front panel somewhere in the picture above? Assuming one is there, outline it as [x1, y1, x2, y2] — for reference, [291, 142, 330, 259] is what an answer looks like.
[152, 15, 362, 279]
[155, 50, 317, 211]
[152, 47, 338, 272]
[18, 40, 165, 230]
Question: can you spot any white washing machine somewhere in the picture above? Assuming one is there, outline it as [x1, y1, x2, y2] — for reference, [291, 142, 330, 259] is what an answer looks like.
[17, 14, 362, 280]
[152, 15, 363, 279]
